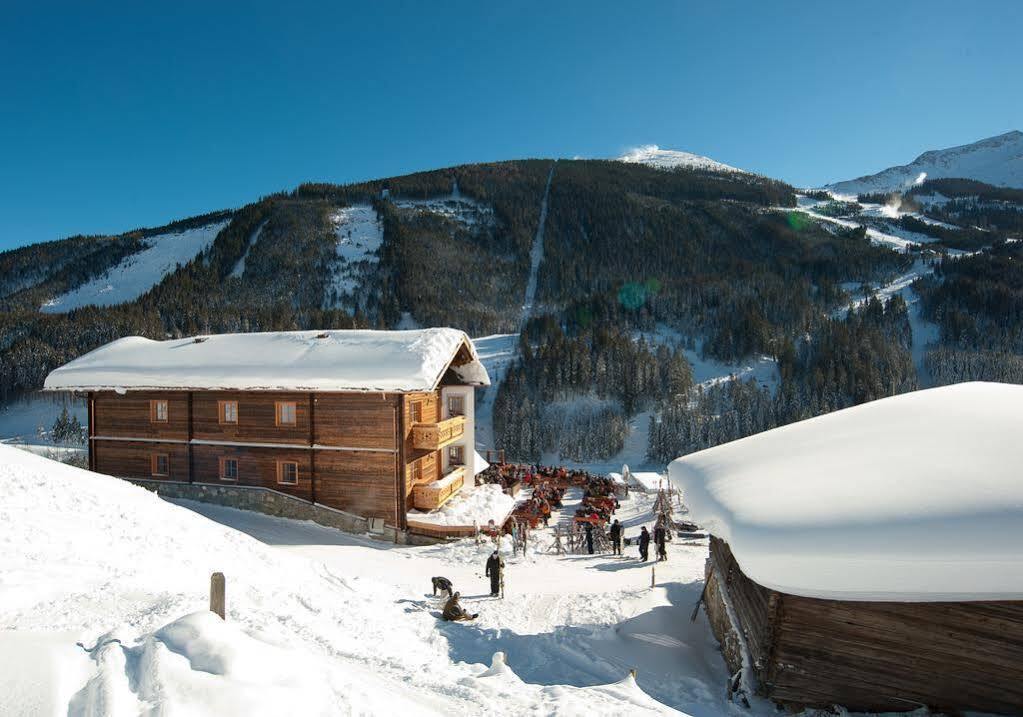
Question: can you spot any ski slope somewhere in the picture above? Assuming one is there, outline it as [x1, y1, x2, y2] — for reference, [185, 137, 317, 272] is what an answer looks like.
[324, 204, 383, 304]
[0, 445, 722, 715]
[40, 220, 230, 312]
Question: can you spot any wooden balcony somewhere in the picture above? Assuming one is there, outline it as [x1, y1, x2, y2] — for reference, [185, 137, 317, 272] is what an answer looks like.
[411, 414, 465, 451]
[412, 466, 465, 511]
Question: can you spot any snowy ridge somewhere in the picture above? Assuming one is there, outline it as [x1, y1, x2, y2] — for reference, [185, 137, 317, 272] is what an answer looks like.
[825, 130, 1023, 196]
[44, 328, 490, 393]
[618, 145, 748, 175]
[669, 382, 1023, 601]
[40, 220, 230, 313]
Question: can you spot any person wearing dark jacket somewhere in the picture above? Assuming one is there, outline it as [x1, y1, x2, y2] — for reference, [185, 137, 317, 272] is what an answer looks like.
[584, 522, 594, 554]
[609, 519, 622, 555]
[654, 524, 667, 562]
[485, 550, 504, 596]
[638, 526, 651, 561]
[442, 592, 478, 621]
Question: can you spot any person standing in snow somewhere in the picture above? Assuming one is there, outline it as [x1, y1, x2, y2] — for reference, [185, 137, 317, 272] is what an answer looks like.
[609, 519, 622, 555]
[654, 524, 667, 562]
[584, 522, 594, 554]
[638, 526, 651, 562]
[485, 550, 504, 597]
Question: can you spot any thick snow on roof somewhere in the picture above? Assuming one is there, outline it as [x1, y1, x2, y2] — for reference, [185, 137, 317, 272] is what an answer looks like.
[44, 328, 490, 393]
[669, 382, 1023, 602]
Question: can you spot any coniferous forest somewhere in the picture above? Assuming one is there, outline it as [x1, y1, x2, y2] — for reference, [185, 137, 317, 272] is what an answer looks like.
[2, 160, 1021, 463]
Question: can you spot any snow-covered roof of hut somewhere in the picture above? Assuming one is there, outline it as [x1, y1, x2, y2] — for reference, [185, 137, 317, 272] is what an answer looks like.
[669, 382, 1023, 602]
[44, 328, 490, 393]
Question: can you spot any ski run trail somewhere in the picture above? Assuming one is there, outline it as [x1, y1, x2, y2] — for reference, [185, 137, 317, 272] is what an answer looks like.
[473, 164, 555, 454]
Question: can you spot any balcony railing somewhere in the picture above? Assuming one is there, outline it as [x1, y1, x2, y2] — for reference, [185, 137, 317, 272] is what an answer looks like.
[411, 465, 465, 511]
[411, 414, 465, 451]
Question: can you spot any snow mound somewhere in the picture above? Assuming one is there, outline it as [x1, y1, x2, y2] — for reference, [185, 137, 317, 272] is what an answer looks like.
[44, 327, 490, 393]
[40, 220, 230, 312]
[618, 145, 748, 175]
[825, 130, 1023, 195]
[669, 382, 1023, 601]
[407, 483, 515, 527]
[477, 651, 519, 679]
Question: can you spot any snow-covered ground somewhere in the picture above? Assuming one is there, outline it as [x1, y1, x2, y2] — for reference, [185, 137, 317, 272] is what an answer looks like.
[471, 333, 518, 452]
[407, 483, 515, 527]
[324, 204, 383, 305]
[0, 445, 734, 716]
[619, 146, 748, 175]
[40, 220, 230, 312]
[394, 182, 496, 228]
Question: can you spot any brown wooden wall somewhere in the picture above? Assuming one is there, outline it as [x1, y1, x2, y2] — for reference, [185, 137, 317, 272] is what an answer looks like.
[191, 444, 312, 502]
[192, 391, 309, 445]
[93, 440, 189, 482]
[401, 392, 440, 458]
[709, 537, 1023, 715]
[315, 450, 398, 523]
[93, 392, 189, 440]
[315, 394, 398, 448]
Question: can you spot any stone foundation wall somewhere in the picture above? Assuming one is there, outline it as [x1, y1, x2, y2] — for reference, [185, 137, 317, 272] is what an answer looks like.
[130, 479, 407, 544]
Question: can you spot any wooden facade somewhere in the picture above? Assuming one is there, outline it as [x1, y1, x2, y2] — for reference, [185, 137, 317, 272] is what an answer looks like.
[88, 387, 471, 529]
[705, 536, 1023, 715]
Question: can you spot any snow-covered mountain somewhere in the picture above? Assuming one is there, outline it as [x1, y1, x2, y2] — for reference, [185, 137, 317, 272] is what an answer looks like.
[825, 130, 1023, 196]
[618, 145, 748, 174]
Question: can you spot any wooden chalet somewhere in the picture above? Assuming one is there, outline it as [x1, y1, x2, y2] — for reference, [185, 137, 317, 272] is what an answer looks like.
[44, 328, 491, 532]
[669, 383, 1023, 715]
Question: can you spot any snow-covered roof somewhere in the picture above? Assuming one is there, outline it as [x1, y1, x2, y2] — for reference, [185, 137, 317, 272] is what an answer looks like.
[669, 382, 1023, 602]
[44, 328, 490, 394]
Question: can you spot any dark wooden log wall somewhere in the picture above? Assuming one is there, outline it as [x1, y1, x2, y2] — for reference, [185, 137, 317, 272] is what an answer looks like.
[191, 444, 312, 502]
[192, 392, 310, 445]
[94, 440, 189, 482]
[709, 537, 1023, 715]
[93, 391, 189, 440]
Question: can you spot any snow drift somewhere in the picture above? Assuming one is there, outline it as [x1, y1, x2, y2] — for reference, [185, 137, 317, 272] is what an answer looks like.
[669, 382, 1023, 601]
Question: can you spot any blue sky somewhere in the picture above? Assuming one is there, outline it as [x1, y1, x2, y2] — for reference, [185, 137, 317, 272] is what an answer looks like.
[1, 1, 1020, 250]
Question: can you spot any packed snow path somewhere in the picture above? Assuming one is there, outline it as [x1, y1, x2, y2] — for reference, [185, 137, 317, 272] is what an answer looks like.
[173, 491, 735, 716]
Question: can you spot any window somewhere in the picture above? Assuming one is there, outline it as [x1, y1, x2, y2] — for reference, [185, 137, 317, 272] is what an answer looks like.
[151, 453, 169, 476]
[218, 400, 238, 425]
[277, 461, 299, 485]
[447, 394, 465, 417]
[150, 399, 168, 423]
[448, 445, 465, 466]
[275, 401, 297, 426]
[219, 457, 238, 481]
[410, 400, 423, 424]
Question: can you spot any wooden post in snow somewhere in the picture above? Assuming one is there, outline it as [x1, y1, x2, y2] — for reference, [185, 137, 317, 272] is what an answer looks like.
[210, 572, 226, 619]
[651, 565, 656, 589]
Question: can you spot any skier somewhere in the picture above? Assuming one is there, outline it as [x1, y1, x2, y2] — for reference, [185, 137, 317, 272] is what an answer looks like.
[638, 526, 651, 562]
[485, 550, 504, 597]
[654, 524, 667, 562]
[584, 521, 594, 554]
[442, 592, 478, 621]
[609, 519, 622, 555]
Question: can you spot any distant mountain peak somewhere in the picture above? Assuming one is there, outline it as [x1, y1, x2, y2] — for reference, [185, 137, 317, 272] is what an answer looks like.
[826, 130, 1023, 196]
[618, 145, 748, 175]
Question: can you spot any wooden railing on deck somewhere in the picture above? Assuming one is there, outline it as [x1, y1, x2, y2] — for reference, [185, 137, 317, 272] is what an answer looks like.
[411, 415, 465, 450]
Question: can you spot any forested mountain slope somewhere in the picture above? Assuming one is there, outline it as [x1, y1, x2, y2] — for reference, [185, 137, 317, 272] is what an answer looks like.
[3, 157, 1021, 466]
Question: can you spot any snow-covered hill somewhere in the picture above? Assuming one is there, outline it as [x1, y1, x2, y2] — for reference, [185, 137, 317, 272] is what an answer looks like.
[825, 130, 1023, 196]
[40, 220, 230, 313]
[618, 145, 748, 174]
[0, 445, 703, 716]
